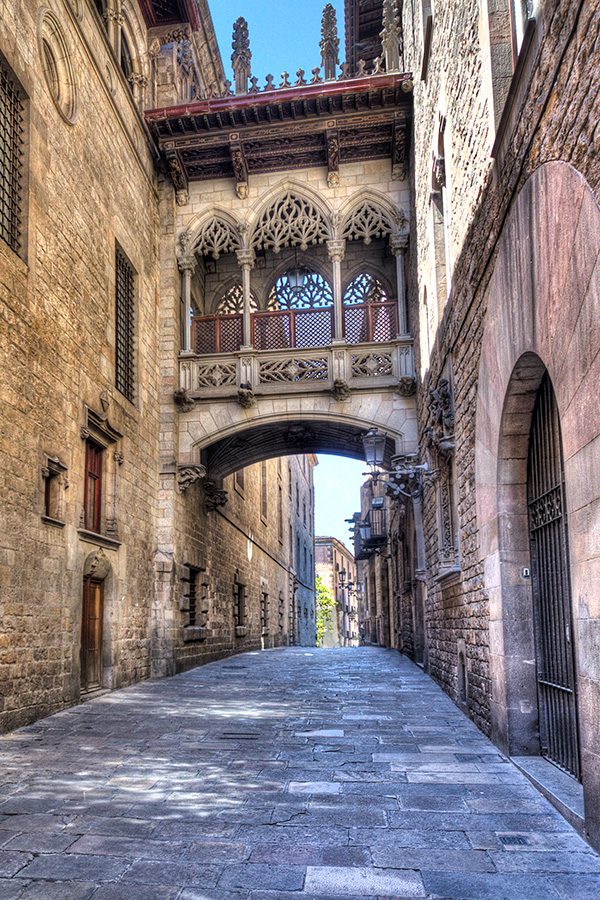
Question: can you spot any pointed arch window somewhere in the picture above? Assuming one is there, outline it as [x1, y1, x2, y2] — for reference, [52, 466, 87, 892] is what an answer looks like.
[342, 272, 396, 343]
[268, 270, 333, 310]
[120, 32, 133, 85]
[215, 283, 258, 315]
[343, 272, 389, 306]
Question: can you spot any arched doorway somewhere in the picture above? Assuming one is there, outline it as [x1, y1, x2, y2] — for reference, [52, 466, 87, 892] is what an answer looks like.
[81, 577, 104, 693]
[527, 373, 580, 779]
[81, 548, 112, 694]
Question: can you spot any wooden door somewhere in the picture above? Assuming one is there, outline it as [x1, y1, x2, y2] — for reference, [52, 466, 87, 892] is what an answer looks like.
[81, 577, 103, 692]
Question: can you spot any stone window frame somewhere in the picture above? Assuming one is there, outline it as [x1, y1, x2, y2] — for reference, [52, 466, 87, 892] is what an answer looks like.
[260, 460, 268, 524]
[114, 242, 137, 405]
[420, 0, 434, 82]
[260, 580, 269, 637]
[181, 563, 210, 642]
[38, 10, 79, 126]
[41, 454, 68, 528]
[234, 572, 248, 637]
[234, 467, 245, 497]
[0, 51, 29, 260]
[78, 405, 123, 550]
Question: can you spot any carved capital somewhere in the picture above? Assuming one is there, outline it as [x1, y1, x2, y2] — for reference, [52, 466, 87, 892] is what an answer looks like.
[177, 254, 196, 274]
[389, 232, 409, 255]
[177, 464, 207, 493]
[326, 238, 345, 262]
[236, 248, 255, 270]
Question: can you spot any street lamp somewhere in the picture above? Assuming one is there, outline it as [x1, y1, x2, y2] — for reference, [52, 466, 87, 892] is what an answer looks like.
[338, 568, 346, 586]
[359, 521, 371, 542]
[362, 427, 387, 469]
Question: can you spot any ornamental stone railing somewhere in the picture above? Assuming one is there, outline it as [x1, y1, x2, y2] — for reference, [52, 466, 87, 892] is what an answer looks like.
[179, 339, 415, 401]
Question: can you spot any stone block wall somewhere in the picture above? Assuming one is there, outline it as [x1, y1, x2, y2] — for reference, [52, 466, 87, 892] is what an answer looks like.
[400, 0, 599, 752]
[0, 0, 161, 731]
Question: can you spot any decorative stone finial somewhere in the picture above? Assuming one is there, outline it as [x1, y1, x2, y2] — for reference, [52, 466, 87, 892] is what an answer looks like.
[320, 3, 340, 81]
[232, 17, 251, 94]
[380, 0, 403, 73]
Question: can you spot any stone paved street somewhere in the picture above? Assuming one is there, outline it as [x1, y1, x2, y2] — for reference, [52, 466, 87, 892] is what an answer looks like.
[0, 648, 599, 899]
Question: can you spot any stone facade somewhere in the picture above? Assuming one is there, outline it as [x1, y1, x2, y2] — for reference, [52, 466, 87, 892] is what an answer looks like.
[315, 536, 358, 646]
[379, 0, 600, 850]
[0, 0, 317, 733]
[0, 0, 164, 731]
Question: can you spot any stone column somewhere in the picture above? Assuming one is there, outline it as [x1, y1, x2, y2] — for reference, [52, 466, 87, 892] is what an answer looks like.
[327, 239, 346, 341]
[177, 255, 195, 353]
[390, 233, 409, 336]
[236, 248, 255, 348]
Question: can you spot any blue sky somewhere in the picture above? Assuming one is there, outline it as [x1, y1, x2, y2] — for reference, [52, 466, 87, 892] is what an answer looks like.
[210, 0, 346, 86]
[313, 455, 367, 549]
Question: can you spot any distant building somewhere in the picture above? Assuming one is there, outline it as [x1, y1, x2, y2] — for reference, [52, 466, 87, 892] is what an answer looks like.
[315, 536, 358, 647]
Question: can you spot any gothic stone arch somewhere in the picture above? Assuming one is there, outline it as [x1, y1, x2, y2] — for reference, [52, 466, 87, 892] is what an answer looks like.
[475, 161, 600, 846]
[179, 398, 417, 480]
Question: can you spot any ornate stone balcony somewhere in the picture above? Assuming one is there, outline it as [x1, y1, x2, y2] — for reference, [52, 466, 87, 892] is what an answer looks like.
[179, 337, 415, 402]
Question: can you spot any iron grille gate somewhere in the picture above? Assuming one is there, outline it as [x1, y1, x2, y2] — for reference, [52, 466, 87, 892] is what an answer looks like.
[527, 373, 581, 780]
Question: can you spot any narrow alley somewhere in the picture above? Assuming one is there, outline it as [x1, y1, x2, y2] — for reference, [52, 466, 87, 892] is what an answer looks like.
[0, 648, 598, 898]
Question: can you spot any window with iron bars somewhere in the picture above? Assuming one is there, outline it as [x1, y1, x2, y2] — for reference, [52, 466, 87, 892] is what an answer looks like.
[115, 245, 135, 402]
[0, 56, 26, 256]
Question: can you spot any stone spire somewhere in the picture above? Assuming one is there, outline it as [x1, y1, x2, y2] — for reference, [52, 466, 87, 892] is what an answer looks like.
[380, 0, 403, 73]
[231, 16, 251, 94]
[320, 4, 340, 81]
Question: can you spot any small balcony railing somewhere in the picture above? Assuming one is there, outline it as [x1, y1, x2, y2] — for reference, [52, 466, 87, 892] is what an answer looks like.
[252, 307, 334, 350]
[343, 301, 398, 344]
[190, 301, 399, 355]
[193, 314, 243, 355]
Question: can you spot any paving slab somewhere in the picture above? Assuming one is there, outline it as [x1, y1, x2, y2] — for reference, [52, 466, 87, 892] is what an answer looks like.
[0, 647, 599, 898]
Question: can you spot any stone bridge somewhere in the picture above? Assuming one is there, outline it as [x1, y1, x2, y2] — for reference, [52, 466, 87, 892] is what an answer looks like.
[176, 338, 417, 486]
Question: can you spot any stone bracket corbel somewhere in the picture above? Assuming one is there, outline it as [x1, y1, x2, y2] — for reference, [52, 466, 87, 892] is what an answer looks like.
[177, 463, 207, 493]
[165, 148, 189, 206]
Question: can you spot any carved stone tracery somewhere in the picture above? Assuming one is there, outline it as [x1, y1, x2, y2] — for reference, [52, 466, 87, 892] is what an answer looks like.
[190, 217, 242, 260]
[341, 200, 404, 244]
[251, 192, 330, 253]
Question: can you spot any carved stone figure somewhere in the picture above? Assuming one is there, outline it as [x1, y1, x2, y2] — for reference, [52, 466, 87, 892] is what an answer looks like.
[173, 388, 195, 412]
[204, 481, 228, 511]
[426, 377, 455, 453]
[331, 379, 351, 401]
[396, 376, 417, 397]
[237, 386, 256, 409]
[177, 464, 207, 493]
[381, 0, 403, 73]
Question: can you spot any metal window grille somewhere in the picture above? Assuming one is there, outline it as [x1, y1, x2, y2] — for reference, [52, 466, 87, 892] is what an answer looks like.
[528, 373, 581, 780]
[0, 58, 25, 254]
[188, 568, 198, 626]
[115, 246, 135, 402]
